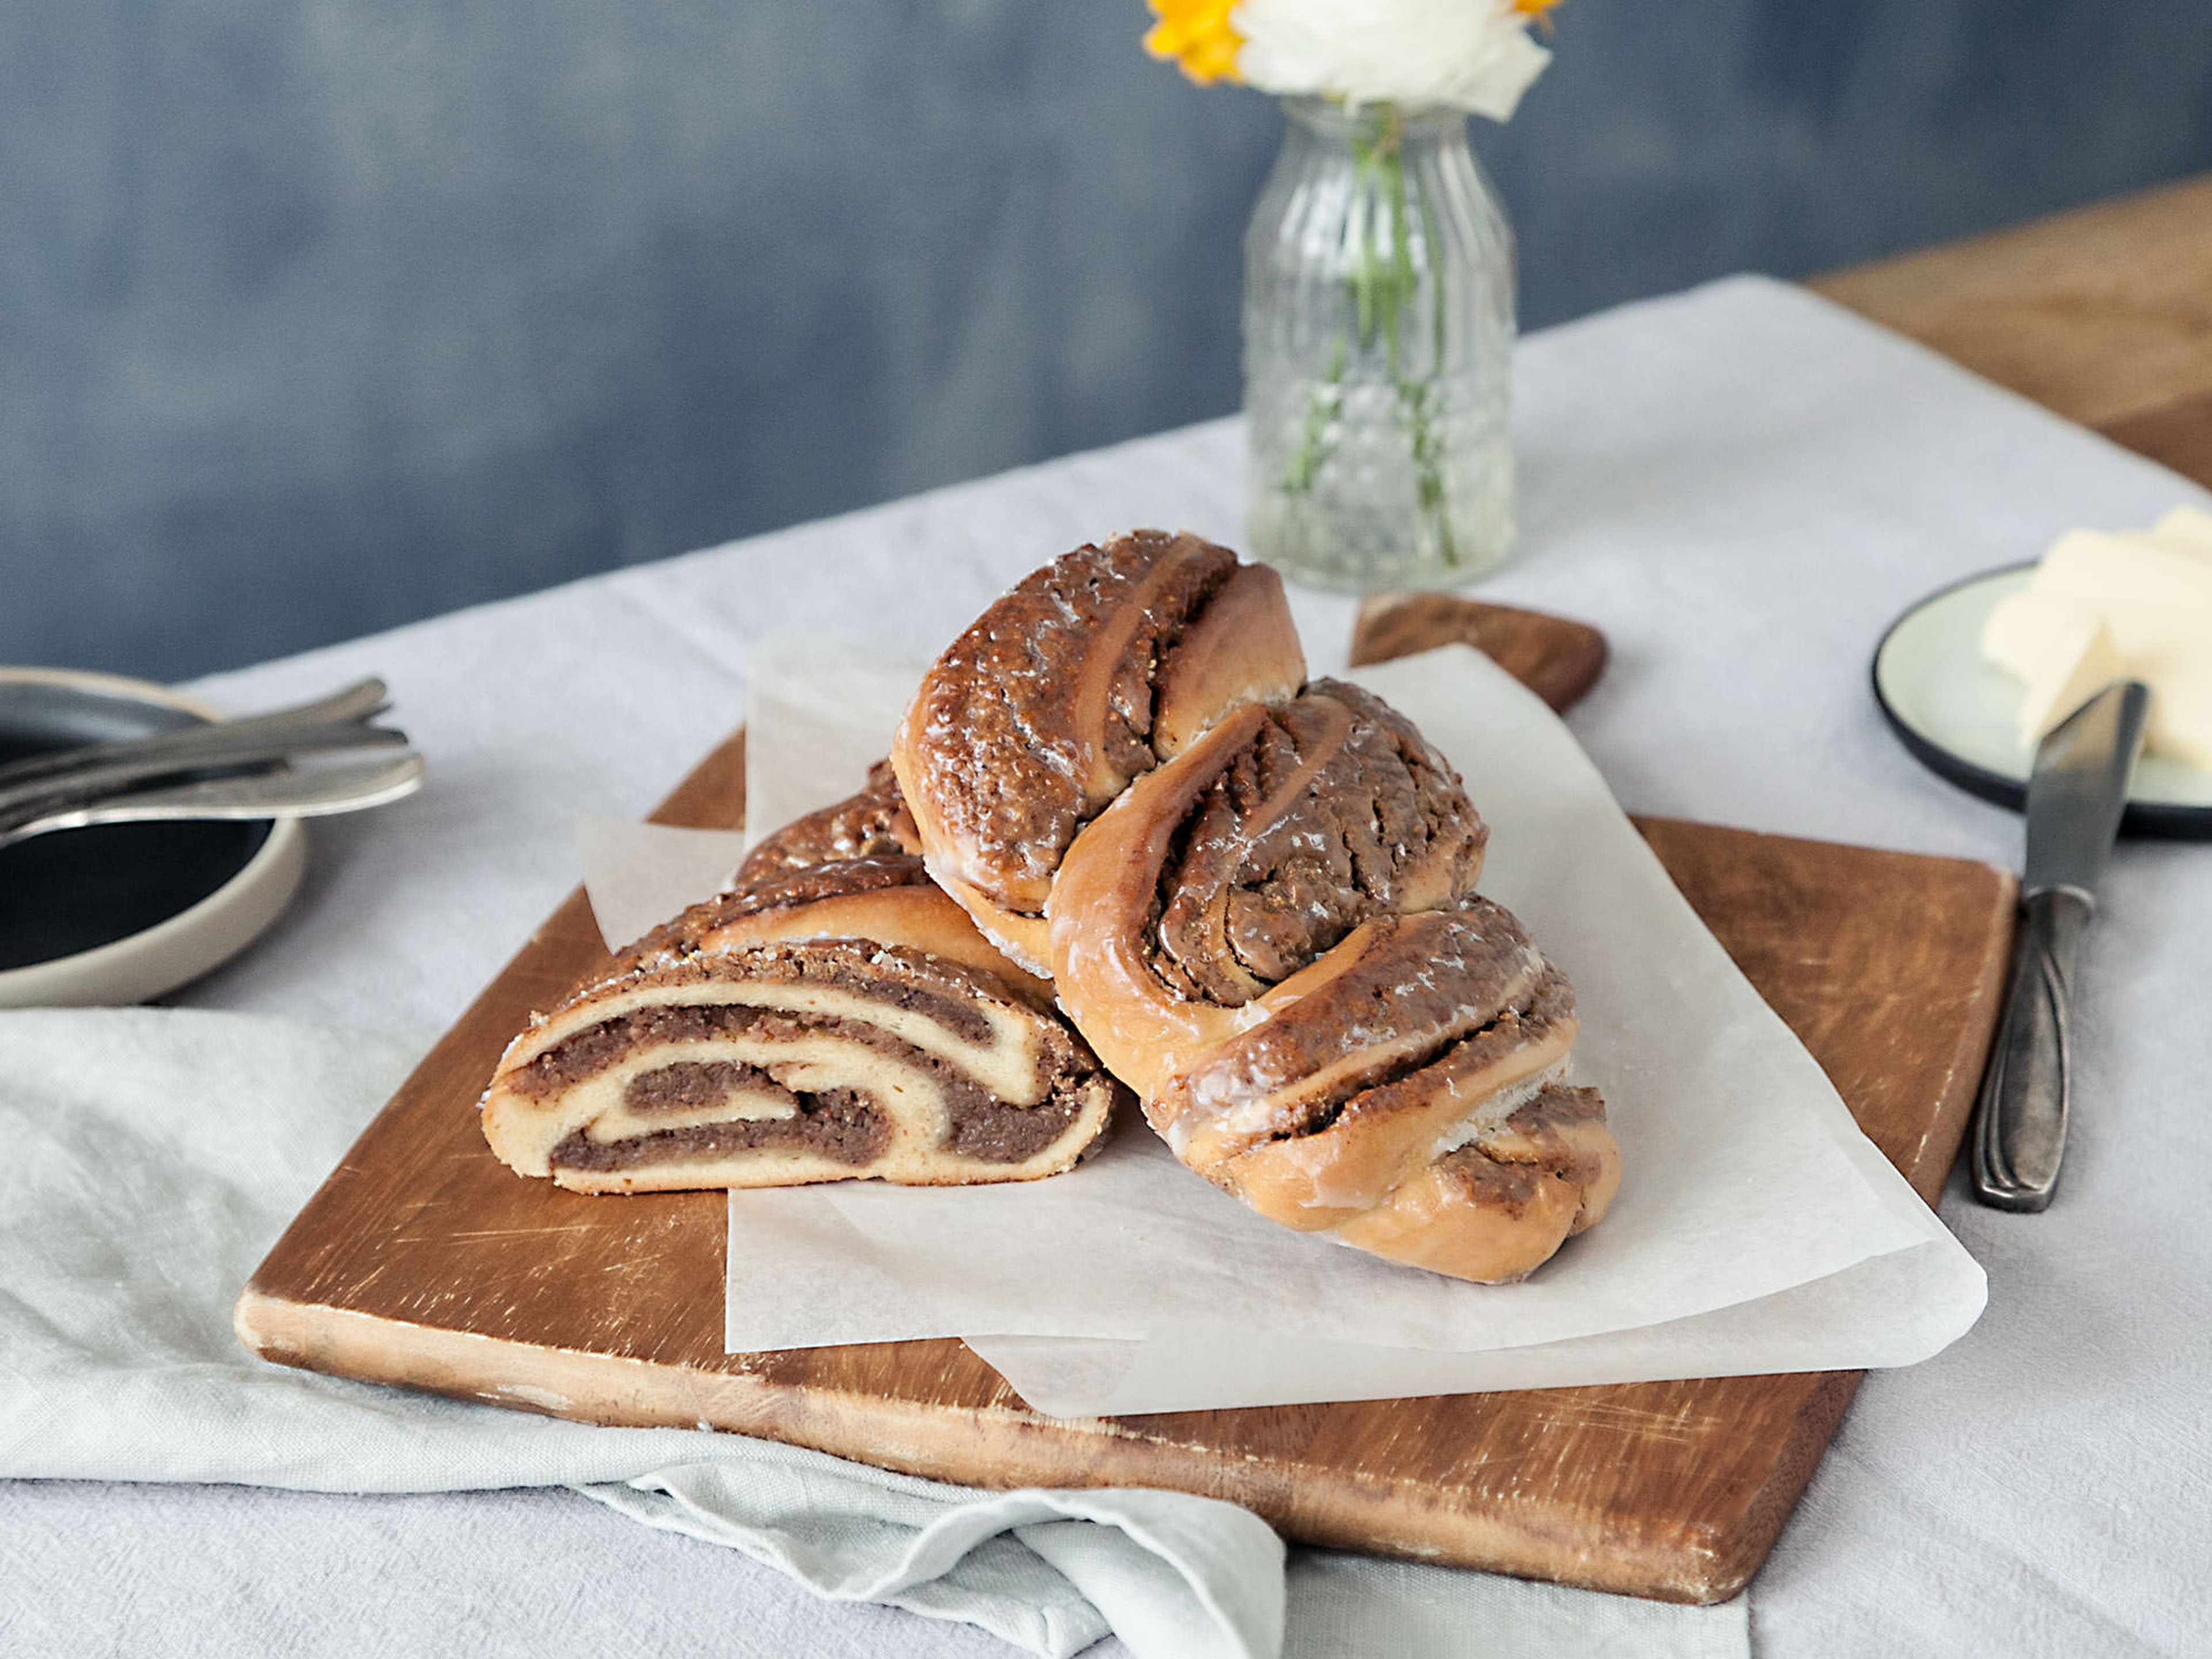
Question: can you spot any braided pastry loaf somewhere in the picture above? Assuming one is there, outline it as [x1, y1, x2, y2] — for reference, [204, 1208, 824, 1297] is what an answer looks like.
[480, 763, 1120, 1193]
[893, 531, 1620, 1282]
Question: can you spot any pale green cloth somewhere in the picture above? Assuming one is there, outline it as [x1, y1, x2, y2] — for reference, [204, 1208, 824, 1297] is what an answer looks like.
[0, 1006, 1745, 1658]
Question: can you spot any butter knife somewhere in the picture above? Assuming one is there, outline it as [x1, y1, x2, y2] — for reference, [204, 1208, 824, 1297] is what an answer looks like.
[1972, 679, 2150, 1212]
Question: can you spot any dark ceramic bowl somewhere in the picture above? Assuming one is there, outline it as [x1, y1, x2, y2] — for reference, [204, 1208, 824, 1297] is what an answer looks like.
[0, 669, 305, 1004]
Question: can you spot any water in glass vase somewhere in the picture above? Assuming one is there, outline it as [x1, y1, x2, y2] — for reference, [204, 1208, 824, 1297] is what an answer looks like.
[1244, 97, 1516, 592]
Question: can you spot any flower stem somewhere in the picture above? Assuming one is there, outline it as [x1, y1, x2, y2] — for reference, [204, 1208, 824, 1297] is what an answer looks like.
[1342, 104, 1459, 569]
[1272, 101, 1465, 570]
[1282, 335, 1345, 497]
[1404, 145, 1459, 568]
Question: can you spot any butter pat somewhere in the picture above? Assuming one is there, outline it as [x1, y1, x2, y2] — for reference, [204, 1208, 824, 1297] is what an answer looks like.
[1980, 511, 2212, 766]
[2031, 531, 2212, 660]
[1984, 590, 2092, 685]
[2148, 504, 2212, 560]
[2007, 609, 2122, 750]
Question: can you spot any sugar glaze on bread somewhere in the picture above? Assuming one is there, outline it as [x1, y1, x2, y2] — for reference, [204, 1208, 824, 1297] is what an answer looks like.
[891, 529, 1307, 975]
[898, 532, 1620, 1282]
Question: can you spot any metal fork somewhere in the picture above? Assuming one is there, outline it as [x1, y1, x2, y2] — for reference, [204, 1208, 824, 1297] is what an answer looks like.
[0, 753, 426, 850]
[0, 677, 393, 796]
[0, 676, 410, 823]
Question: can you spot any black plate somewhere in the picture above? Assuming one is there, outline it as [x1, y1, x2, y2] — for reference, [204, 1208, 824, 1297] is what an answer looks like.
[0, 680, 273, 972]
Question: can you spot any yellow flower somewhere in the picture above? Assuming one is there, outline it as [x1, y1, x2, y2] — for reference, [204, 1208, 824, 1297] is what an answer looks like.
[1514, 0, 1565, 32]
[1144, 0, 1245, 85]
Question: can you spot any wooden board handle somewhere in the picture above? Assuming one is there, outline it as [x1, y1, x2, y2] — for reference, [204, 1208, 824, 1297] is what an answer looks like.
[1350, 592, 1608, 715]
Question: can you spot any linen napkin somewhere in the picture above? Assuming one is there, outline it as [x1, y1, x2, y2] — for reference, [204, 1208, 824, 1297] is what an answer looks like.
[0, 1005, 1744, 1658]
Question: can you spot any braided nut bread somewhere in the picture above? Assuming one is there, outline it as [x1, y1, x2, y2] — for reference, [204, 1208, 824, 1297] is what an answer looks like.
[892, 528, 1307, 976]
[480, 764, 1120, 1193]
[896, 533, 1620, 1282]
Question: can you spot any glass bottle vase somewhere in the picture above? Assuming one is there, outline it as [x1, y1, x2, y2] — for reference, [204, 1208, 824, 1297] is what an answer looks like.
[1243, 97, 1516, 591]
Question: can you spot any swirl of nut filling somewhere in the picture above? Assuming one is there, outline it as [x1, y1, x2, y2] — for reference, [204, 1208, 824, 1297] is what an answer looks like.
[479, 764, 1122, 1194]
[899, 534, 1620, 1283]
[890, 529, 1308, 976]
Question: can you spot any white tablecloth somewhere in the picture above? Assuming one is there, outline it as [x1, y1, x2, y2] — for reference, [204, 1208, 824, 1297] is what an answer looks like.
[10, 276, 2208, 1654]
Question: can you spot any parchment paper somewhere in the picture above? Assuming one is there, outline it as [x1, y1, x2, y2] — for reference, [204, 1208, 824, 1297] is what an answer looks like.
[583, 638, 1986, 1416]
[576, 638, 920, 950]
[576, 819, 747, 951]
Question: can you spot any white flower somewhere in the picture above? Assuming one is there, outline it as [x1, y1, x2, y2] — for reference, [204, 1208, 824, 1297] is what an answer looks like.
[1232, 0, 1553, 120]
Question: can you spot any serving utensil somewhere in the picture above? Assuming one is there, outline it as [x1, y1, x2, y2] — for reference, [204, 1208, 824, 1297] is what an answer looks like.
[0, 719, 411, 820]
[0, 674, 422, 836]
[1972, 679, 2150, 1211]
[0, 676, 391, 792]
[0, 753, 426, 851]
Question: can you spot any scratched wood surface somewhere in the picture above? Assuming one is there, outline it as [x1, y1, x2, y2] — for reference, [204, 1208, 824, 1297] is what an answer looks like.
[237, 595, 2014, 1604]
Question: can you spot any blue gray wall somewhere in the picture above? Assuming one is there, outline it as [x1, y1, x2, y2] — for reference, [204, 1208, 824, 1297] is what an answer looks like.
[7, 1, 2211, 680]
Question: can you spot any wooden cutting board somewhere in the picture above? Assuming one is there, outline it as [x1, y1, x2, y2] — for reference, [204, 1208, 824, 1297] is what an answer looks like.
[236, 595, 2014, 1605]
